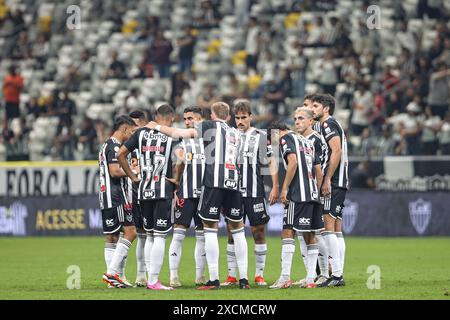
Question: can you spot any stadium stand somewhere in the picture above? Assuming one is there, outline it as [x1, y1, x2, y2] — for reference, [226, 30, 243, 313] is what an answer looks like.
[1, 0, 450, 162]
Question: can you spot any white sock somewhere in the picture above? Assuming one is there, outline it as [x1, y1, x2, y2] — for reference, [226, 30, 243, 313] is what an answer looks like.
[117, 233, 128, 278]
[281, 238, 295, 280]
[148, 233, 167, 285]
[204, 228, 219, 281]
[254, 243, 267, 278]
[136, 233, 146, 280]
[317, 231, 329, 277]
[107, 238, 132, 275]
[231, 227, 248, 280]
[336, 232, 346, 274]
[144, 232, 154, 279]
[104, 242, 116, 270]
[297, 233, 308, 273]
[226, 243, 237, 278]
[306, 244, 319, 284]
[194, 230, 206, 280]
[169, 228, 186, 279]
[322, 231, 342, 277]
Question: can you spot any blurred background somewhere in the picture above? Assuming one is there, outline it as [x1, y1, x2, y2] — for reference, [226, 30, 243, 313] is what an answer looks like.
[0, 0, 450, 237]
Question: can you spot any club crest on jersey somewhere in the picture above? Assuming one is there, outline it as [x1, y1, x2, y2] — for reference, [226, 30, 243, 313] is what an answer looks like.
[409, 198, 432, 235]
[342, 199, 358, 234]
[248, 136, 257, 145]
[126, 214, 133, 222]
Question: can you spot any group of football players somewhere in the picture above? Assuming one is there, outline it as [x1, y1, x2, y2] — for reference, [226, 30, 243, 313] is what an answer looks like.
[98, 92, 348, 290]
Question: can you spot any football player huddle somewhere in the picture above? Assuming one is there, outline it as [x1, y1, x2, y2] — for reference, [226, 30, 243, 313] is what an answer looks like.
[99, 93, 348, 291]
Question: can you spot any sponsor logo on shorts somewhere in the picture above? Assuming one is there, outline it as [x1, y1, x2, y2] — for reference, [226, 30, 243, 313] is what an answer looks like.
[225, 179, 238, 188]
[230, 208, 241, 216]
[409, 198, 432, 235]
[253, 203, 265, 213]
[336, 205, 343, 214]
[175, 210, 182, 219]
[143, 217, 147, 226]
[156, 219, 168, 227]
[209, 207, 219, 214]
[144, 190, 155, 198]
[105, 219, 114, 227]
[298, 217, 310, 225]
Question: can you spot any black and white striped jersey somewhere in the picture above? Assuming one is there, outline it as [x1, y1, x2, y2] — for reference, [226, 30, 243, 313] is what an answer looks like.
[124, 128, 178, 200]
[321, 116, 349, 189]
[176, 137, 205, 199]
[305, 130, 328, 173]
[239, 128, 272, 198]
[196, 120, 242, 191]
[313, 121, 321, 133]
[98, 137, 128, 210]
[280, 132, 320, 203]
[125, 150, 139, 205]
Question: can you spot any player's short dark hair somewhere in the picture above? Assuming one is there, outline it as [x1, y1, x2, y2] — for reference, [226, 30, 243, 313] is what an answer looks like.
[233, 99, 252, 115]
[303, 93, 316, 101]
[183, 106, 203, 116]
[311, 93, 336, 115]
[113, 115, 136, 131]
[156, 104, 175, 117]
[129, 110, 147, 121]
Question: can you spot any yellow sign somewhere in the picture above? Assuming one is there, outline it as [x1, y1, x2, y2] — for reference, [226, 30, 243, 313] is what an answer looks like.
[36, 209, 86, 230]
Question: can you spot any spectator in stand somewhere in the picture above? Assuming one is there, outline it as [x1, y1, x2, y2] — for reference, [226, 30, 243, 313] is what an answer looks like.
[11, 31, 31, 60]
[427, 62, 450, 118]
[55, 90, 77, 126]
[176, 27, 195, 78]
[374, 124, 397, 156]
[32, 34, 49, 69]
[350, 161, 375, 189]
[95, 120, 110, 151]
[286, 42, 308, 99]
[438, 112, 450, 154]
[193, 0, 220, 29]
[170, 72, 190, 108]
[149, 30, 173, 78]
[399, 101, 423, 155]
[196, 84, 221, 115]
[53, 117, 75, 160]
[77, 116, 97, 160]
[2, 65, 24, 123]
[234, 0, 250, 28]
[262, 74, 285, 119]
[420, 106, 441, 155]
[104, 51, 127, 79]
[26, 96, 44, 118]
[315, 50, 338, 95]
[350, 81, 373, 135]
[245, 16, 260, 71]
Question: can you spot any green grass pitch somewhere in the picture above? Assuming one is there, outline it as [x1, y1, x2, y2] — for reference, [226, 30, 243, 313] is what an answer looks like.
[0, 236, 449, 300]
